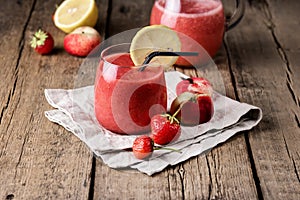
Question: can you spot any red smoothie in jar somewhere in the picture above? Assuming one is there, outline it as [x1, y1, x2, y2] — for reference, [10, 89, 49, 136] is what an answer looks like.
[150, 0, 225, 65]
[94, 49, 167, 135]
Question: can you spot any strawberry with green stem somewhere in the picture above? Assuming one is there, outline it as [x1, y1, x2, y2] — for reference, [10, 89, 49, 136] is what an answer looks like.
[132, 135, 181, 160]
[150, 107, 182, 145]
[30, 29, 54, 55]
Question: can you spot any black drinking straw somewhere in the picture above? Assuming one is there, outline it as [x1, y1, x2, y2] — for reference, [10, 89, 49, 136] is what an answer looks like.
[139, 51, 199, 71]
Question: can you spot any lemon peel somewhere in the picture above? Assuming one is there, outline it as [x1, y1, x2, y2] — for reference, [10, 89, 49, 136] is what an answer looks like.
[53, 0, 98, 33]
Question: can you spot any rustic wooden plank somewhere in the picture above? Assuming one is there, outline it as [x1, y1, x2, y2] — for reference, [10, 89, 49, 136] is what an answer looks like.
[266, 0, 300, 117]
[95, 0, 110, 39]
[107, 0, 154, 36]
[0, 0, 108, 199]
[0, 0, 37, 199]
[92, 0, 258, 199]
[0, 0, 33, 128]
[225, 0, 300, 199]
[94, 164, 183, 199]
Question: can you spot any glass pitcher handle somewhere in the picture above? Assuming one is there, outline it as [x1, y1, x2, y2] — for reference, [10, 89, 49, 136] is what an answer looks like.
[225, 0, 246, 31]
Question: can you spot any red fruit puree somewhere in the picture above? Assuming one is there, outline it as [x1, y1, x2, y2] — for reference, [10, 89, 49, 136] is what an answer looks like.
[150, 0, 225, 65]
[94, 53, 167, 134]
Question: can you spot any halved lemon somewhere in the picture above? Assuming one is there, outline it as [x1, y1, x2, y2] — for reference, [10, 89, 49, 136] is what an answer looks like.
[130, 25, 181, 68]
[53, 0, 98, 33]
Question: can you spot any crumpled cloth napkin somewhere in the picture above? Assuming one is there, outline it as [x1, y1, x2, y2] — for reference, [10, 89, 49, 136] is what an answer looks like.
[44, 71, 262, 175]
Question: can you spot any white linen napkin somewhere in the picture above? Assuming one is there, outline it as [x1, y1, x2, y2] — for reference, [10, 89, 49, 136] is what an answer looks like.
[44, 71, 262, 175]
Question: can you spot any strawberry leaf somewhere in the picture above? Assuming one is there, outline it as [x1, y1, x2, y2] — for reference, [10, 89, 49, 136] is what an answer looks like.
[30, 29, 48, 48]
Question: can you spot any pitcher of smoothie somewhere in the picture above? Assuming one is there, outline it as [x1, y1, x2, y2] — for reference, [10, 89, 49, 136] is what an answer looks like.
[94, 43, 167, 135]
[150, 0, 245, 66]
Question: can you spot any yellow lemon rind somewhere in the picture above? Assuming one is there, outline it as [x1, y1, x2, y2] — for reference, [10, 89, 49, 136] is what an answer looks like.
[54, 0, 98, 33]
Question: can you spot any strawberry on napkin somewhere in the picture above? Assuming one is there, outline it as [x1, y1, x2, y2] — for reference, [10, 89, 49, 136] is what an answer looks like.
[44, 71, 262, 175]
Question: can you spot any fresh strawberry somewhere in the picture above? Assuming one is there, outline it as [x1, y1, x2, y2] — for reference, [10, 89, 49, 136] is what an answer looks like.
[150, 114, 181, 145]
[132, 135, 154, 159]
[30, 29, 54, 55]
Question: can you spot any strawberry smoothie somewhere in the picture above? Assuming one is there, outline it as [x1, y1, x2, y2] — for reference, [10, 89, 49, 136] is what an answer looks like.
[94, 44, 167, 134]
[150, 0, 225, 65]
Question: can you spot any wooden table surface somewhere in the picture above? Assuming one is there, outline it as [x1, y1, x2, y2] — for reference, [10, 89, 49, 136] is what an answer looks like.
[1, 0, 300, 199]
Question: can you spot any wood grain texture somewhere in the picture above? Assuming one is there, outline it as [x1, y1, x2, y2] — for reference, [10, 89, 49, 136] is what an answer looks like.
[107, 0, 155, 36]
[225, 0, 300, 199]
[0, 0, 109, 199]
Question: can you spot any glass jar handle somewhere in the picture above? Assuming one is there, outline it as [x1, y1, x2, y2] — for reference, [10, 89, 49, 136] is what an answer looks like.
[225, 0, 246, 31]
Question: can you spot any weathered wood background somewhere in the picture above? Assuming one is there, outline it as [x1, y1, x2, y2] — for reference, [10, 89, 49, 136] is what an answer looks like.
[0, 0, 299, 199]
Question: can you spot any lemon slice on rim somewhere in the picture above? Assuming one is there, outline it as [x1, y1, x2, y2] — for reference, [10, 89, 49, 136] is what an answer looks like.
[53, 0, 98, 33]
[130, 25, 181, 68]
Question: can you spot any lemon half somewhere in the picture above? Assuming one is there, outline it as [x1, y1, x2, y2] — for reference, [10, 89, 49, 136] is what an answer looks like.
[54, 0, 98, 33]
[130, 25, 181, 68]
